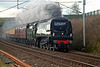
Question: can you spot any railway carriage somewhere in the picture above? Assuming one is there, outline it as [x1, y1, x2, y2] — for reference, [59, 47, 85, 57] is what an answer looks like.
[6, 17, 73, 51]
[6, 28, 16, 41]
[15, 25, 26, 43]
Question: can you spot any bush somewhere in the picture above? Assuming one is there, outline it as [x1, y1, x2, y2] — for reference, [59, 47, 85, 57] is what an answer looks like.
[71, 15, 100, 54]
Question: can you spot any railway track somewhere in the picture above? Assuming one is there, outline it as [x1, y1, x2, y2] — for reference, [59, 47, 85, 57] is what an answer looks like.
[9, 39, 100, 60]
[5, 40, 100, 60]
[0, 39, 99, 67]
[51, 51, 100, 66]
[9, 40, 100, 66]
[0, 40, 69, 67]
[0, 49, 32, 67]
[70, 51, 100, 59]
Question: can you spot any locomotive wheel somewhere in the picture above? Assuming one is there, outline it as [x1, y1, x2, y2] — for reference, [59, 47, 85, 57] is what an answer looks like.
[43, 45, 45, 49]
[45, 44, 47, 49]
[47, 45, 49, 50]
[37, 41, 39, 47]
[38, 41, 40, 48]
[40, 45, 43, 48]
[45, 44, 49, 50]
[52, 48, 55, 51]
[49, 47, 52, 50]
[25, 40, 28, 45]
[47, 47, 49, 50]
[53, 44, 56, 51]
[66, 49, 68, 52]
[40, 45, 42, 48]
[66, 45, 69, 52]
[47, 43, 51, 50]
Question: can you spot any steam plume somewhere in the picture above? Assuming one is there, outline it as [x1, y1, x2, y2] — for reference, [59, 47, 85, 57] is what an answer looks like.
[16, 0, 62, 24]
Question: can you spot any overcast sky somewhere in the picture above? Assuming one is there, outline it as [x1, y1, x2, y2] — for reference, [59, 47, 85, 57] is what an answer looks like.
[0, 0, 100, 17]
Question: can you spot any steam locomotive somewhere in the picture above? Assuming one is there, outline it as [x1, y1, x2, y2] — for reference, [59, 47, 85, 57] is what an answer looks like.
[6, 17, 73, 51]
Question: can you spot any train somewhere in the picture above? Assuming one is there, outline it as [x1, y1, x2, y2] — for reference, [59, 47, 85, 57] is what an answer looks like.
[6, 17, 73, 51]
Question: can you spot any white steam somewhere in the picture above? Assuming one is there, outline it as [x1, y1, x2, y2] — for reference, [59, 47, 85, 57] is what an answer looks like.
[2, 18, 18, 39]
[16, 0, 62, 24]
[2, 0, 62, 39]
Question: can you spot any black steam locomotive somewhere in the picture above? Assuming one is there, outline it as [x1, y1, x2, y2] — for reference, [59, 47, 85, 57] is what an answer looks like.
[6, 17, 73, 51]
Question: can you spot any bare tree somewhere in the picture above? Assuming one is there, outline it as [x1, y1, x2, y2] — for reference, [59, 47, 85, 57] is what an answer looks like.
[70, 2, 81, 15]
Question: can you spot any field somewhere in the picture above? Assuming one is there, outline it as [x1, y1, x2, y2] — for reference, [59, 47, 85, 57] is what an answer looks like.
[0, 53, 11, 67]
[0, 28, 2, 38]
[0, 59, 11, 67]
[71, 15, 100, 55]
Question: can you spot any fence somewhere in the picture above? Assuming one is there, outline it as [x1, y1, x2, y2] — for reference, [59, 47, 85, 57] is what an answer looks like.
[85, 10, 100, 16]
[63, 10, 100, 19]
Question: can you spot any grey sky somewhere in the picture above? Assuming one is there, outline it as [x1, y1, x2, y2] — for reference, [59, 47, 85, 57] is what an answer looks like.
[0, 0, 100, 15]
[0, 0, 32, 10]
[0, 0, 29, 2]
[0, 2, 16, 8]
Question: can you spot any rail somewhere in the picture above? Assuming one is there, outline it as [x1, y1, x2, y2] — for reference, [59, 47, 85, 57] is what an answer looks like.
[0, 49, 32, 67]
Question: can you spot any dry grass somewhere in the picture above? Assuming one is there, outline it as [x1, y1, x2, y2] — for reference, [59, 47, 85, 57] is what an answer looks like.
[0, 28, 2, 38]
[71, 15, 100, 54]
[0, 54, 11, 67]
